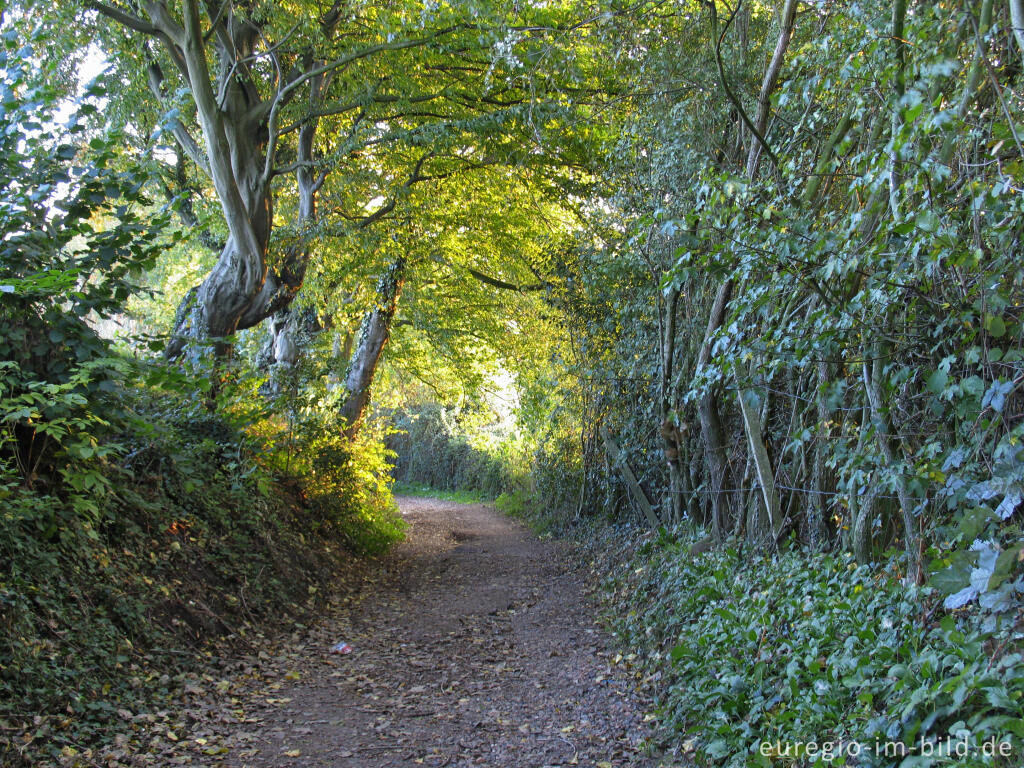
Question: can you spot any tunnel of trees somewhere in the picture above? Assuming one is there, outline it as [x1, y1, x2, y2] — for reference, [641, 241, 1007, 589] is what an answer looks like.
[2, 0, 1024, 765]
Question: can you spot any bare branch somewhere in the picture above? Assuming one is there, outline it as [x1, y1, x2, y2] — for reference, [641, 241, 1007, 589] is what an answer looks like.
[466, 266, 544, 292]
[84, 0, 159, 35]
[145, 56, 211, 176]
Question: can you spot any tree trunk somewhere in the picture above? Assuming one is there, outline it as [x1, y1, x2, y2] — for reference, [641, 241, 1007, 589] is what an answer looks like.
[698, 0, 800, 544]
[339, 256, 407, 438]
[734, 359, 782, 543]
[808, 360, 835, 549]
[164, 146, 274, 360]
[601, 425, 662, 529]
[862, 340, 920, 581]
[91, 2, 327, 362]
[851, 480, 876, 565]
[745, 0, 799, 177]
[659, 286, 687, 524]
[938, 0, 994, 168]
[260, 94, 326, 368]
[1012, 0, 1024, 72]
[697, 280, 736, 541]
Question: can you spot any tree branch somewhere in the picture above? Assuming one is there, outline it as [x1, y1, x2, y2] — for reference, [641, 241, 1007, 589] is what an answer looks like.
[710, 0, 780, 171]
[279, 27, 463, 110]
[140, 0, 186, 46]
[202, 0, 230, 43]
[466, 266, 544, 292]
[745, 0, 798, 178]
[84, 0, 159, 35]
[145, 56, 211, 177]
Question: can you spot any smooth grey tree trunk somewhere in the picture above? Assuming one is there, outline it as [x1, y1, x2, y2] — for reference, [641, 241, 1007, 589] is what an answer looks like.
[734, 360, 782, 542]
[1012, 0, 1024, 71]
[339, 256, 407, 438]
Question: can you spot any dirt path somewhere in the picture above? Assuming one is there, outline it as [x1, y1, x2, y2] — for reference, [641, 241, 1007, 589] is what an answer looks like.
[219, 497, 656, 768]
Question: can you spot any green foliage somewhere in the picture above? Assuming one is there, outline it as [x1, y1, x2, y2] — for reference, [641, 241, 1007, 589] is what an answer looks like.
[502, 0, 1024, 595]
[0, 31, 168, 497]
[303, 430, 406, 555]
[247, 355, 406, 556]
[605, 531, 1024, 767]
[494, 490, 530, 517]
[387, 402, 528, 500]
[0, 390, 347, 766]
[493, 489, 569, 538]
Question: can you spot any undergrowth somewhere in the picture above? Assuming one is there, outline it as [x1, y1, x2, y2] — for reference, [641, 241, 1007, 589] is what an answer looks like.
[1, 391, 345, 765]
[0, 365, 405, 767]
[597, 529, 1024, 768]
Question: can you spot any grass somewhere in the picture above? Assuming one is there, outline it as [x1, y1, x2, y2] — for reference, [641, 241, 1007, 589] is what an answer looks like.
[392, 481, 491, 504]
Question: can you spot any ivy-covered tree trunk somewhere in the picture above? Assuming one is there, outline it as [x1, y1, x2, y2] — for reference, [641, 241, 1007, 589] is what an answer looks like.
[697, 281, 735, 541]
[862, 339, 920, 581]
[808, 360, 836, 549]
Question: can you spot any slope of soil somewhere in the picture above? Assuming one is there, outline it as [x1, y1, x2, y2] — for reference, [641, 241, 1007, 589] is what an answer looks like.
[63, 496, 657, 767]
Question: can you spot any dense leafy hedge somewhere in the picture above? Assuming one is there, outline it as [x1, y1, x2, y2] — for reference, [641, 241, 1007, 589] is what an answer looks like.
[602, 530, 1024, 767]
[386, 403, 526, 499]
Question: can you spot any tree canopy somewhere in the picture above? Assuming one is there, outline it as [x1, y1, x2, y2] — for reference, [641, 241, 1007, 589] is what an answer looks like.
[3, 0, 1024, 764]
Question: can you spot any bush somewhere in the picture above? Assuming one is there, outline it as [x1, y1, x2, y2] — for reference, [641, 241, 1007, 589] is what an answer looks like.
[387, 403, 527, 499]
[247, 363, 406, 557]
[604, 530, 1024, 767]
[0, 389, 353, 766]
[304, 430, 406, 554]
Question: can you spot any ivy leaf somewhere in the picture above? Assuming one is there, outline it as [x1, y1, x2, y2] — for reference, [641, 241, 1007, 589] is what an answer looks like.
[981, 380, 1014, 413]
[916, 209, 939, 233]
[994, 494, 1021, 520]
[988, 546, 1022, 591]
[925, 369, 948, 394]
[931, 558, 972, 596]
[984, 314, 1007, 338]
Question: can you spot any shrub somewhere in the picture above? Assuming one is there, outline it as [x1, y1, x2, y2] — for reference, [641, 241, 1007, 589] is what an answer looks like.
[605, 531, 1024, 767]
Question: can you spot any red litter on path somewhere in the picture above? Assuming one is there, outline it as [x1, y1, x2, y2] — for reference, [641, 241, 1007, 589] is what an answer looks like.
[330, 642, 353, 655]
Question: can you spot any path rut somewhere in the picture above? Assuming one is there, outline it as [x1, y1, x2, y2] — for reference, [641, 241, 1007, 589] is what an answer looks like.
[225, 496, 655, 767]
